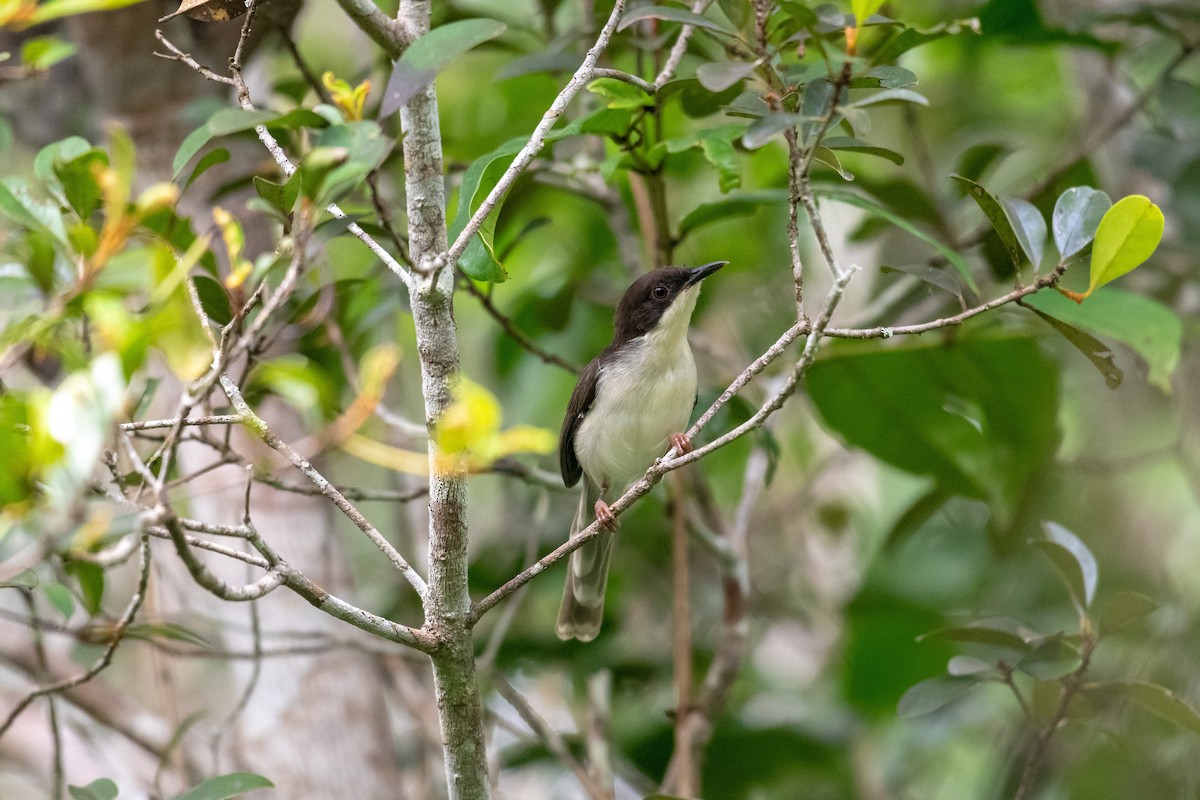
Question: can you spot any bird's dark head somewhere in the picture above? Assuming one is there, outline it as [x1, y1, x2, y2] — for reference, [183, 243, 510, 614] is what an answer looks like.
[612, 261, 726, 344]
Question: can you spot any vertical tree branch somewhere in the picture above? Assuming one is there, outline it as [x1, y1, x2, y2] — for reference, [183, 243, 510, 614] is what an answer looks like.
[397, 0, 489, 796]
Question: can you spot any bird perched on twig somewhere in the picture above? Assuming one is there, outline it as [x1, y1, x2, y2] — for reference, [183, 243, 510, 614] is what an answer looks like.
[557, 262, 726, 641]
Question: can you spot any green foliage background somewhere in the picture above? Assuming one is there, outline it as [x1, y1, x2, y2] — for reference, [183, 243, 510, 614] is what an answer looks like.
[1, 0, 1199, 796]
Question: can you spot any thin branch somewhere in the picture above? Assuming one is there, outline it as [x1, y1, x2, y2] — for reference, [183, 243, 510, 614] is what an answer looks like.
[444, 0, 627, 267]
[256, 473, 430, 503]
[491, 672, 610, 800]
[591, 68, 655, 94]
[459, 279, 579, 374]
[470, 266, 857, 623]
[219, 373, 430, 599]
[0, 535, 152, 738]
[153, 30, 415, 291]
[653, 0, 713, 90]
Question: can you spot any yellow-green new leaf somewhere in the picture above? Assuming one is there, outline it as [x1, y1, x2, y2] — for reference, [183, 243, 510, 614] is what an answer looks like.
[1087, 195, 1163, 295]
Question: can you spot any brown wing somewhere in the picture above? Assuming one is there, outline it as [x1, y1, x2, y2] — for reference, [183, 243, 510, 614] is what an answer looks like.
[559, 357, 602, 487]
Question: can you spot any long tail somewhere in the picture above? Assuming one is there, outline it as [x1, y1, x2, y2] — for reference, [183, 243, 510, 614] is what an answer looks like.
[556, 476, 614, 641]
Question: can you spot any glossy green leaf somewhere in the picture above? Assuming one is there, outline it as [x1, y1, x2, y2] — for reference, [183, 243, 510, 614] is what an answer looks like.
[616, 5, 732, 33]
[173, 109, 279, 178]
[1000, 196, 1046, 269]
[1098, 591, 1159, 635]
[847, 66, 918, 89]
[184, 148, 230, 191]
[952, 174, 1026, 272]
[1036, 521, 1098, 610]
[678, 189, 788, 236]
[947, 655, 994, 676]
[0, 568, 38, 589]
[742, 112, 801, 150]
[67, 779, 118, 800]
[1015, 633, 1080, 679]
[919, 620, 1031, 653]
[252, 172, 300, 217]
[870, 17, 981, 64]
[175, 772, 274, 800]
[1085, 681, 1200, 736]
[1023, 300, 1122, 389]
[807, 337, 1058, 530]
[586, 77, 653, 110]
[897, 675, 978, 717]
[823, 136, 904, 165]
[844, 88, 929, 109]
[0, 177, 68, 243]
[818, 188, 978, 292]
[696, 60, 758, 92]
[1052, 186, 1110, 259]
[1087, 194, 1164, 294]
[851, 0, 885, 25]
[379, 19, 507, 117]
[65, 561, 105, 615]
[192, 275, 234, 326]
[1023, 288, 1181, 391]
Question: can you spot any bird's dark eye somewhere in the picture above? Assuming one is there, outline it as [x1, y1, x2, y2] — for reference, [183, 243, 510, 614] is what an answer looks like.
[652, 285, 669, 300]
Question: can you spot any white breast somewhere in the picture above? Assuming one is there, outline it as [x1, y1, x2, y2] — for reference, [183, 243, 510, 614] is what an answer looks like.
[574, 307, 699, 494]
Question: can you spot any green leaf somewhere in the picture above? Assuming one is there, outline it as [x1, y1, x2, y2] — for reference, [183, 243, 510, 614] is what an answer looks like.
[696, 60, 758, 92]
[21, 35, 76, 70]
[897, 675, 978, 717]
[919, 620, 1031, 653]
[585, 77, 653, 110]
[1086, 194, 1164, 295]
[947, 655, 993, 676]
[844, 88, 929, 109]
[192, 275, 234, 326]
[173, 109, 280, 178]
[184, 148, 230, 191]
[29, 0, 143, 24]
[807, 337, 1058, 531]
[1085, 681, 1200, 736]
[0, 177, 69, 243]
[1015, 633, 1080, 679]
[379, 19, 507, 117]
[847, 65, 918, 89]
[67, 778, 118, 800]
[65, 561, 105, 615]
[0, 568, 38, 589]
[1022, 288, 1181, 391]
[1023, 301, 1122, 389]
[42, 582, 76, 618]
[54, 148, 108, 219]
[742, 112, 801, 150]
[616, 5, 732, 33]
[952, 174, 1026, 273]
[126, 622, 213, 648]
[663, 126, 743, 192]
[1098, 591, 1159, 635]
[252, 172, 300, 217]
[309, 122, 393, 205]
[870, 17, 981, 64]
[175, 773, 274, 800]
[851, 0, 885, 25]
[1052, 186, 1110, 259]
[1035, 521, 1098, 610]
[823, 136, 904, 165]
[678, 189, 788, 236]
[1000, 196, 1046, 269]
[818, 188, 978, 293]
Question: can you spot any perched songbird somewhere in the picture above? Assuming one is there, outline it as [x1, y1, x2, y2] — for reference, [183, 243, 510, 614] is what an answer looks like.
[557, 262, 726, 641]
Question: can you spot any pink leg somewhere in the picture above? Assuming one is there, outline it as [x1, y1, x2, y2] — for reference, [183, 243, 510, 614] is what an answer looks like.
[670, 432, 693, 455]
[594, 499, 617, 529]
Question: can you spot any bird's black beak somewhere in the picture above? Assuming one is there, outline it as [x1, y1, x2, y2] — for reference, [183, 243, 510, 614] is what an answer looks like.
[684, 261, 727, 287]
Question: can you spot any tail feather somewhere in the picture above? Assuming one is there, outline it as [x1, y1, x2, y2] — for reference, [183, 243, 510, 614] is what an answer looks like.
[556, 477, 614, 641]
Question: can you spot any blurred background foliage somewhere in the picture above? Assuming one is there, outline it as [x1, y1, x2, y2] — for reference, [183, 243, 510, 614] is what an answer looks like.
[1, 0, 1199, 796]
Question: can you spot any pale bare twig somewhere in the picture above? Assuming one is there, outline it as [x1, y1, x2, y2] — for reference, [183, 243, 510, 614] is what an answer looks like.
[653, 0, 713, 90]
[444, 0, 628, 268]
[0, 536, 152, 737]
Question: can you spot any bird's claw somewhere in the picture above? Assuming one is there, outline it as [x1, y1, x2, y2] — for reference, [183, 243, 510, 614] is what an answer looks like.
[594, 500, 618, 529]
[670, 432, 693, 456]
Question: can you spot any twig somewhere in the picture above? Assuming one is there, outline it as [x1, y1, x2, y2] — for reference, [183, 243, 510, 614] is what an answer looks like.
[491, 672, 610, 800]
[469, 266, 857, 623]
[459, 279, 579, 373]
[0, 535, 152, 738]
[256, 473, 430, 503]
[668, 472, 695, 796]
[153, 30, 415, 291]
[219, 374, 429, 599]
[591, 68, 655, 94]
[444, 0, 628, 267]
[653, 0, 713, 90]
